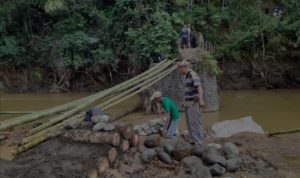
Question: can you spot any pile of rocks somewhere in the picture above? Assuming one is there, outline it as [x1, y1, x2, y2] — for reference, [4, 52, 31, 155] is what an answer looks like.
[134, 118, 166, 136]
[140, 135, 242, 177]
[64, 108, 115, 132]
[91, 115, 116, 132]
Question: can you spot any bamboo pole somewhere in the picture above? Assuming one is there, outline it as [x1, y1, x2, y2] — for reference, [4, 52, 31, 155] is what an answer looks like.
[102, 66, 177, 110]
[0, 111, 36, 114]
[16, 133, 52, 154]
[28, 61, 173, 135]
[19, 65, 176, 152]
[22, 114, 82, 144]
[268, 128, 300, 137]
[0, 60, 169, 131]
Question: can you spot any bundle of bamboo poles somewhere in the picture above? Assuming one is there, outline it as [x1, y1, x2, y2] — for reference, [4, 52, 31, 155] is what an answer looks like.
[4, 59, 177, 154]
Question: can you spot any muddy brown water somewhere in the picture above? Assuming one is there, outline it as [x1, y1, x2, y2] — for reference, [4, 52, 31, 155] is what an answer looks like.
[0, 90, 299, 160]
[1, 90, 299, 132]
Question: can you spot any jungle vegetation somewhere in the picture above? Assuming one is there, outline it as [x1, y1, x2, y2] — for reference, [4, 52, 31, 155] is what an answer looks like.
[0, 0, 299, 90]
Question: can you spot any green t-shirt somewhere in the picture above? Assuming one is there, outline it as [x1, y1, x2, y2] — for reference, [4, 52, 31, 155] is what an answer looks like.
[161, 96, 180, 120]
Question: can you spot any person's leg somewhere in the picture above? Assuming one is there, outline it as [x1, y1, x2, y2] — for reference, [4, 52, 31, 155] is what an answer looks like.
[185, 107, 194, 142]
[167, 119, 180, 138]
[186, 104, 204, 145]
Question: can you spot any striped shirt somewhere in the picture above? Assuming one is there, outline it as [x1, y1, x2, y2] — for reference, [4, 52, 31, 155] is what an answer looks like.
[184, 69, 201, 99]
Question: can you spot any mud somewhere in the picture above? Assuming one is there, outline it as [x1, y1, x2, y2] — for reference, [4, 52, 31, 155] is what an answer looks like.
[1, 137, 111, 178]
[1, 133, 299, 178]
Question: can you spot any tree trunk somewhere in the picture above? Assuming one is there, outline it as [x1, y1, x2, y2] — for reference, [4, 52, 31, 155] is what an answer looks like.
[62, 130, 120, 147]
[119, 139, 130, 152]
[98, 158, 110, 174]
[107, 147, 118, 164]
[116, 123, 134, 140]
[130, 134, 140, 147]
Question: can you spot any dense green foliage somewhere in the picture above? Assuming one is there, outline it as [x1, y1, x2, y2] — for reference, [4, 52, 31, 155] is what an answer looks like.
[0, 0, 299, 86]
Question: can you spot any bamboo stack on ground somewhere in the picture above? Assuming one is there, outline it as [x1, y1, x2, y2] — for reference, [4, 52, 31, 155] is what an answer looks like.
[16, 60, 177, 153]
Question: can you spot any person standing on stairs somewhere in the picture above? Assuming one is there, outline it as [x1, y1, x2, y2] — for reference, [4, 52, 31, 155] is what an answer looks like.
[177, 60, 206, 147]
[179, 25, 189, 49]
[187, 24, 191, 48]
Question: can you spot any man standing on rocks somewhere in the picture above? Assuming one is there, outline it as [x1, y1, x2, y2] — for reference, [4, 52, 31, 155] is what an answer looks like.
[150, 91, 180, 139]
[177, 60, 206, 146]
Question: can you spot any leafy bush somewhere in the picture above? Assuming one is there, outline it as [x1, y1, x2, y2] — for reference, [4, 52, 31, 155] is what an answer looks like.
[0, 36, 25, 65]
[60, 31, 87, 69]
[0, 0, 299, 80]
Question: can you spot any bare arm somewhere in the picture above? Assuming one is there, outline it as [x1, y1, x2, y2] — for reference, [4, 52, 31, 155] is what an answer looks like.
[197, 85, 206, 108]
[197, 85, 204, 101]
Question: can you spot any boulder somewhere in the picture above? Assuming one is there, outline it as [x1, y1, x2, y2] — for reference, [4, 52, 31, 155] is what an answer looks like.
[84, 108, 104, 122]
[154, 147, 164, 153]
[163, 143, 174, 156]
[173, 141, 193, 161]
[188, 165, 212, 178]
[207, 143, 222, 150]
[135, 123, 151, 136]
[98, 158, 109, 174]
[226, 154, 242, 164]
[149, 118, 164, 127]
[223, 142, 239, 155]
[206, 116, 264, 138]
[78, 121, 94, 130]
[210, 163, 226, 176]
[134, 118, 165, 136]
[144, 134, 161, 148]
[92, 122, 115, 132]
[203, 153, 226, 166]
[87, 168, 98, 178]
[182, 156, 203, 169]
[141, 149, 156, 163]
[157, 152, 173, 165]
[226, 158, 239, 172]
[64, 119, 81, 129]
[192, 147, 204, 158]
[0, 134, 7, 141]
[205, 146, 220, 155]
[91, 115, 109, 124]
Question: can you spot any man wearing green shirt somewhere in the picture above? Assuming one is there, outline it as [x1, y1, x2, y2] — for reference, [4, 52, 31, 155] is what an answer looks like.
[151, 91, 180, 139]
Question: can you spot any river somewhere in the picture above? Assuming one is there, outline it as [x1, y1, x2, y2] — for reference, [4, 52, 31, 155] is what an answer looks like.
[1, 89, 299, 133]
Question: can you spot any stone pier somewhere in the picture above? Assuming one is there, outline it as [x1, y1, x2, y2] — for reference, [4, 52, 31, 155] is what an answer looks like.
[141, 48, 219, 112]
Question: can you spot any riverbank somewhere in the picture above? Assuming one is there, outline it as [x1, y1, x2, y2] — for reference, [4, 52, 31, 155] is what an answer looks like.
[218, 59, 300, 90]
[0, 132, 299, 178]
[1, 60, 300, 93]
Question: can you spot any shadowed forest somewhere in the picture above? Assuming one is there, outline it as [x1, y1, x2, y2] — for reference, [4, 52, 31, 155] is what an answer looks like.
[1, 0, 299, 92]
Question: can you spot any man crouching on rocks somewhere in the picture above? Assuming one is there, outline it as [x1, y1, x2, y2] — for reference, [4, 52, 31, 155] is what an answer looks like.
[150, 91, 180, 139]
[177, 60, 206, 147]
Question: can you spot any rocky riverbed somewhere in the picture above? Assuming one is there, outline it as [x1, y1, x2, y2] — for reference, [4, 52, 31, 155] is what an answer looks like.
[0, 117, 299, 178]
